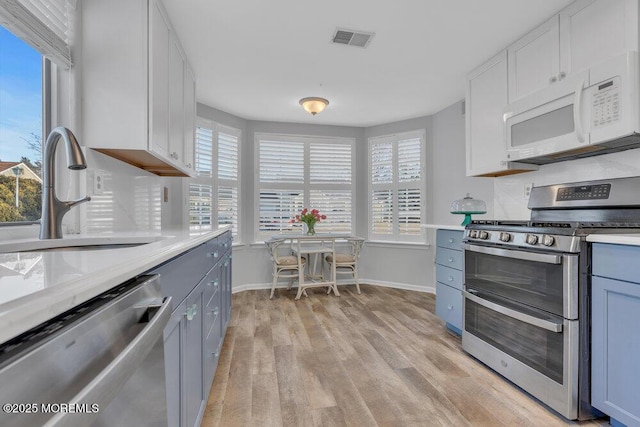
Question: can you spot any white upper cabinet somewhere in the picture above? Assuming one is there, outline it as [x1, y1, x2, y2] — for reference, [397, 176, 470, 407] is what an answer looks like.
[466, 51, 538, 177]
[508, 16, 560, 103]
[82, 0, 195, 177]
[508, 0, 638, 104]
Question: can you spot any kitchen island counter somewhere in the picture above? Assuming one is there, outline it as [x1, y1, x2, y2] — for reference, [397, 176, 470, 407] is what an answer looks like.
[0, 227, 231, 344]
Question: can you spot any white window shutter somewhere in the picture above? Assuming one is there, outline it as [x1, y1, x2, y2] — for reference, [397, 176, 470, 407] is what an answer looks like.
[0, 0, 74, 66]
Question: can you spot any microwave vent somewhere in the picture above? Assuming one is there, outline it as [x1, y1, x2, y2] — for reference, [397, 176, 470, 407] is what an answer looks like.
[332, 28, 374, 48]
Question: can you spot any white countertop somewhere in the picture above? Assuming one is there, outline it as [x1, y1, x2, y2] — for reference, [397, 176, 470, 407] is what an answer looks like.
[0, 227, 230, 344]
[420, 224, 465, 231]
[586, 233, 640, 246]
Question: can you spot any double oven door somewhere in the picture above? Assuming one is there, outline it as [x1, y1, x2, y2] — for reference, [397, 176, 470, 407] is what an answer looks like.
[461, 242, 580, 419]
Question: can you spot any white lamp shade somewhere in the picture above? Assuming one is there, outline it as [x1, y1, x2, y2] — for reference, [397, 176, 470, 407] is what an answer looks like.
[299, 97, 329, 115]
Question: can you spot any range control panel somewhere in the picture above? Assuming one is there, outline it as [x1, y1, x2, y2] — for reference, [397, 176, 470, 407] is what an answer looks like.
[556, 184, 611, 201]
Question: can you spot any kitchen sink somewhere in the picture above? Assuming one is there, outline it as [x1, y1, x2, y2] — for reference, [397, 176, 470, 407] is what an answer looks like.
[0, 235, 167, 253]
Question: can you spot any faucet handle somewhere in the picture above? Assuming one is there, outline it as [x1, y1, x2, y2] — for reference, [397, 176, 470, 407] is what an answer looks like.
[65, 196, 91, 209]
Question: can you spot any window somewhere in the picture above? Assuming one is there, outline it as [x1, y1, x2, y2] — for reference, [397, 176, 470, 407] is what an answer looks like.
[368, 130, 425, 242]
[0, 1, 74, 224]
[189, 118, 240, 240]
[256, 133, 354, 241]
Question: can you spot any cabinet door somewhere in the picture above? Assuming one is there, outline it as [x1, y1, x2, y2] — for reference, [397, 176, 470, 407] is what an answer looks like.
[183, 65, 196, 172]
[435, 282, 463, 331]
[508, 16, 560, 103]
[185, 282, 206, 427]
[164, 299, 187, 427]
[560, 0, 637, 77]
[169, 36, 185, 167]
[150, 0, 170, 158]
[591, 276, 640, 427]
[466, 51, 509, 176]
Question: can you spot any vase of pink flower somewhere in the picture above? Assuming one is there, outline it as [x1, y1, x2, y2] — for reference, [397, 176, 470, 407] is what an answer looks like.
[290, 208, 326, 235]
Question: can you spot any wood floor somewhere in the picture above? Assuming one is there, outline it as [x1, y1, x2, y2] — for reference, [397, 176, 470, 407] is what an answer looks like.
[201, 285, 609, 427]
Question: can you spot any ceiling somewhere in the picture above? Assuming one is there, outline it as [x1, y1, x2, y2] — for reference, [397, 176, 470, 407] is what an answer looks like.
[163, 0, 574, 127]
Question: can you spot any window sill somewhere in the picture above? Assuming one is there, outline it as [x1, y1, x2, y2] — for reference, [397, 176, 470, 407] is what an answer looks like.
[365, 240, 431, 250]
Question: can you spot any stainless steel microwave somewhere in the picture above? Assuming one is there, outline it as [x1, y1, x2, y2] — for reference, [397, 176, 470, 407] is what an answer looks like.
[504, 51, 640, 164]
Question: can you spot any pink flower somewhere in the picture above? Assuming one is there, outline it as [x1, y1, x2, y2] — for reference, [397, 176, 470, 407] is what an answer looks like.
[321, 215, 326, 220]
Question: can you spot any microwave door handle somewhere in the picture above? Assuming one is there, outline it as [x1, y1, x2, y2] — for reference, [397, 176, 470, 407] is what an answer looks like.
[574, 78, 586, 143]
[463, 290, 563, 333]
[44, 295, 173, 427]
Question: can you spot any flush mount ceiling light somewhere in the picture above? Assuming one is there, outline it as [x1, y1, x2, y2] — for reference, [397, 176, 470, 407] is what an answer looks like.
[299, 97, 329, 116]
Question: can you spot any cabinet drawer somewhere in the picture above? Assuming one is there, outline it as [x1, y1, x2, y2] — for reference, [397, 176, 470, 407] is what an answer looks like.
[203, 266, 221, 311]
[205, 285, 221, 341]
[436, 230, 464, 250]
[153, 243, 214, 304]
[436, 265, 463, 291]
[436, 247, 463, 270]
[435, 282, 463, 331]
[204, 303, 223, 387]
[593, 243, 640, 284]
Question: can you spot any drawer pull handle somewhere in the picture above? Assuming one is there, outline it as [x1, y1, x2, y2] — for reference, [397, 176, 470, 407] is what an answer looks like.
[212, 351, 219, 358]
[208, 279, 220, 288]
[211, 307, 219, 316]
[207, 251, 219, 258]
[448, 257, 454, 263]
[447, 276, 453, 282]
[448, 238, 454, 243]
[447, 304, 453, 310]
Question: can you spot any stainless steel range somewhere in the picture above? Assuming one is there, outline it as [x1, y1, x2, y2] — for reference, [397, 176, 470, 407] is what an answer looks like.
[461, 176, 640, 421]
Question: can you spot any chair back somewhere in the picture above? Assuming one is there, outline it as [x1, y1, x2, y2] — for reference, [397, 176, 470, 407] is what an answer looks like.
[265, 238, 291, 264]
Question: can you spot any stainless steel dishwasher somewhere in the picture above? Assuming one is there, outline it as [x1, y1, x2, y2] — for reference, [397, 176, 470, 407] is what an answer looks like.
[0, 275, 172, 427]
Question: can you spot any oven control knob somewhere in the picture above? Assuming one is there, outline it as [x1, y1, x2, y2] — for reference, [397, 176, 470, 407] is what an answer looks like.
[478, 231, 489, 240]
[525, 234, 538, 245]
[541, 235, 555, 247]
[499, 232, 511, 242]
[469, 230, 477, 238]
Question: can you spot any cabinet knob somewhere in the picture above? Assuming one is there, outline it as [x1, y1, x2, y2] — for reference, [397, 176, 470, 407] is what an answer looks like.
[212, 351, 219, 358]
[447, 304, 453, 310]
[448, 257, 454, 263]
[549, 76, 558, 83]
[207, 251, 219, 258]
[185, 304, 198, 321]
[208, 279, 220, 288]
[448, 238, 454, 243]
[448, 276, 453, 282]
[559, 71, 566, 80]
[211, 306, 219, 316]
[186, 162, 192, 168]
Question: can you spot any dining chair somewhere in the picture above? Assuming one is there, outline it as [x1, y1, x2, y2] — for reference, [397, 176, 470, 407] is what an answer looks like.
[324, 237, 365, 294]
[265, 238, 307, 299]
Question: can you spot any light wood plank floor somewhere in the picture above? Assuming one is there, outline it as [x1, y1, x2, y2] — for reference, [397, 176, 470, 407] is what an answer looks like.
[202, 285, 609, 427]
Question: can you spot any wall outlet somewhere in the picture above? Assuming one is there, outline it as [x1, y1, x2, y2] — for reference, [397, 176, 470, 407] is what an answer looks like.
[524, 183, 533, 199]
[93, 171, 105, 195]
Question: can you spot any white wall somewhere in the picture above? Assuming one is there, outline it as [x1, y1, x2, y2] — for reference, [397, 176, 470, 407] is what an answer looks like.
[494, 148, 640, 219]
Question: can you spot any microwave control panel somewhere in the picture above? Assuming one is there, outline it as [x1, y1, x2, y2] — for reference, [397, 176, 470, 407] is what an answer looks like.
[591, 77, 620, 129]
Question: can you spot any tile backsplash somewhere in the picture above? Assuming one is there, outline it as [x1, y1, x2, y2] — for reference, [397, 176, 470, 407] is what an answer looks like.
[81, 150, 166, 233]
[495, 148, 640, 219]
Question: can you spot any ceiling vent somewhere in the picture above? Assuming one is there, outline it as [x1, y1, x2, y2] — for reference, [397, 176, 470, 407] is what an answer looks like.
[332, 28, 374, 48]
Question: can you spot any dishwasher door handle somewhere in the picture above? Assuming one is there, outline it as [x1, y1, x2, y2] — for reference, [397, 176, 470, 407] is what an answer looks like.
[45, 295, 172, 427]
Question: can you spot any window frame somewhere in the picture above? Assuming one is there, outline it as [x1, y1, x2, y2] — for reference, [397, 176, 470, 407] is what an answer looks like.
[367, 129, 427, 243]
[254, 132, 356, 242]
[189, 117, 241, 241]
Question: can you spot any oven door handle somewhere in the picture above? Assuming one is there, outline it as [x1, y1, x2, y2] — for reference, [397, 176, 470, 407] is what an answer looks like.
[463, 290, 563, 333]
[462, 243, 562, 264]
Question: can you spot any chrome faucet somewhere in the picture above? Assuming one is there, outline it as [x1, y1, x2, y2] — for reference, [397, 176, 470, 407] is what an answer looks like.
[40, 127, 91, 239]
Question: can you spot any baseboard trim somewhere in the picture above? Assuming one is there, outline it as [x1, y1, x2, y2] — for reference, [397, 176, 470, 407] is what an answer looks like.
[232, 279, 435, 294]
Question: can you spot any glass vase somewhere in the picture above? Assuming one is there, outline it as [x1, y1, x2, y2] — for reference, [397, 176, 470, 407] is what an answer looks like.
[305, 222, 316, 236]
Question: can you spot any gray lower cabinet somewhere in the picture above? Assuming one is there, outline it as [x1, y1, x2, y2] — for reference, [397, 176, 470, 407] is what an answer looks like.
[153, 230, 232, 427]
[434, 229, 464, 334]
[591, 243, 640, 427]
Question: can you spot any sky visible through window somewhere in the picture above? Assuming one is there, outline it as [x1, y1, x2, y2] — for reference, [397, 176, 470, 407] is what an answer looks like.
[0, 26, 42, 163]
